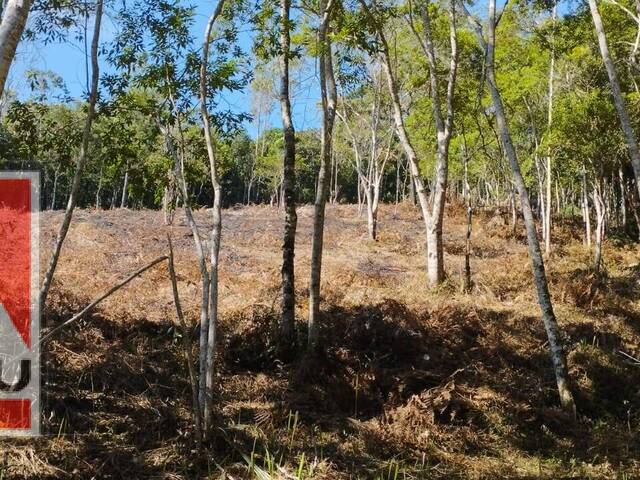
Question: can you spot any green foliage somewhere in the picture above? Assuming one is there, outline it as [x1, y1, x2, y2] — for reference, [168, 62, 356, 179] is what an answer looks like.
[1, 0, 639, 224]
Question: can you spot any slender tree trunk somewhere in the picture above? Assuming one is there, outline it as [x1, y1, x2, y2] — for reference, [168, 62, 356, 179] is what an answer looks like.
[356, 174, 363, 215]
[247, 176, 254, 205]
[582, 166, 592, 247]
[39, 0, 103, 310]
[308, 0, 336, 348]
[120, 160, 129, 208]
[632, 181, 640, 240]
[199, 0, 227, 429]
[467, 0, 576, 414]
[331, 150, 339, 203]
[163, 187, 170, 224]
[164, 126, 211, 415]
[536, 156, 546, 231]
[278, 0, 297, 353]
[463, 150, 472, 293]
[408, 165, 416, 206]
[0, 0, 31, 98]
[167, 235, 203, 444]
[51, 167, 59, 210]
[95, 162, 103, 209]
[588, 0, 640, 202]
[620, 168, 627, 230]
[510, 184, 517, 234]
[394, 155, 400, 211]
[593, 182, 605, 275]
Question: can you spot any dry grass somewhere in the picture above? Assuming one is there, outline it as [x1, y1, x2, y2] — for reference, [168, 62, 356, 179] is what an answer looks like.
[0, 203, 638, 478]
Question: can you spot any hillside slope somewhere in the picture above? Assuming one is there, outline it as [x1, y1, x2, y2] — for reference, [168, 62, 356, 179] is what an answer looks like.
[1, 204, 638, 479]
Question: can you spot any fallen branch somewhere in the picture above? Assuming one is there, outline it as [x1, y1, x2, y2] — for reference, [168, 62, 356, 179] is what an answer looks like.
[41, 255, 168, 344]
[618, 350, 640, 365]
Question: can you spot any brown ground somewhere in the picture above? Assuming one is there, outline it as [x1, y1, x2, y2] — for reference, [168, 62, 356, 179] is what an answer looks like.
[1, 203, 639, 479]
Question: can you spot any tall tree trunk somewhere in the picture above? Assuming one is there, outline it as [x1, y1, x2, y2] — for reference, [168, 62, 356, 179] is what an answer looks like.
[39, 0, 103, 310]
[308, 0, 336, 348]
[0, 0, 31, 98]
[465, 0, 576, 415]
[199, 0, 227, 429]
[588, 0, 640, 202]
[278, 0, 297, 353]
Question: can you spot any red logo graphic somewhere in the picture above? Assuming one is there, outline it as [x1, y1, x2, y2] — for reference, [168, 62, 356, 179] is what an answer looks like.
[0, 173, 39, 436]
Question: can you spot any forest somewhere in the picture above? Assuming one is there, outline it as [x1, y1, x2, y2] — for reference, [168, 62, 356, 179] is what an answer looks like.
[0, 0, 640, 477]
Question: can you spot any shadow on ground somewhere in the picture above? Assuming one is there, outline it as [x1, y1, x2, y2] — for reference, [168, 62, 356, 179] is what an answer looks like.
[0, 289, 638, 479]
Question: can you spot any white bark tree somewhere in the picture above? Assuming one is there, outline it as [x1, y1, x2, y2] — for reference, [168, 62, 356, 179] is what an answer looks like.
[198, 0, 228, 427]
[0, 0, 31, 98]
[337, 67, 393, 241]
[360, 0, 458, 287]
[588, 0, 640, 202]
[592, 180, 606, 274]
[407, 0, 459, 286]
[357, 0, 434, 276]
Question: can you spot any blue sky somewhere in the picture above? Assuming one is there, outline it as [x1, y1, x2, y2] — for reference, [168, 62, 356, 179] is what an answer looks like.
[8, 0, 322, 137]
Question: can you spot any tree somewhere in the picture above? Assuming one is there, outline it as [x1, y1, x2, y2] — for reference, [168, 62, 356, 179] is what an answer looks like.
[278, 0, 298, 352]
[588, 0, 640, 202]
[462, 0, 576, 415]
[357, 0, 459, 287]
[0, 0, 32, 98]
[407, 0, 458, 286]
[336, 66, 393, 240]
[39, 0, 103, 309]
[357, 0, 432, 274]
[198, 0, 228, 429]
[308, 0, 337, 347]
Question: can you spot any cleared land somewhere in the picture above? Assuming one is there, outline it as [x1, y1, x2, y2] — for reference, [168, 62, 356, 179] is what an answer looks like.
[1, 203, 639, 478]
